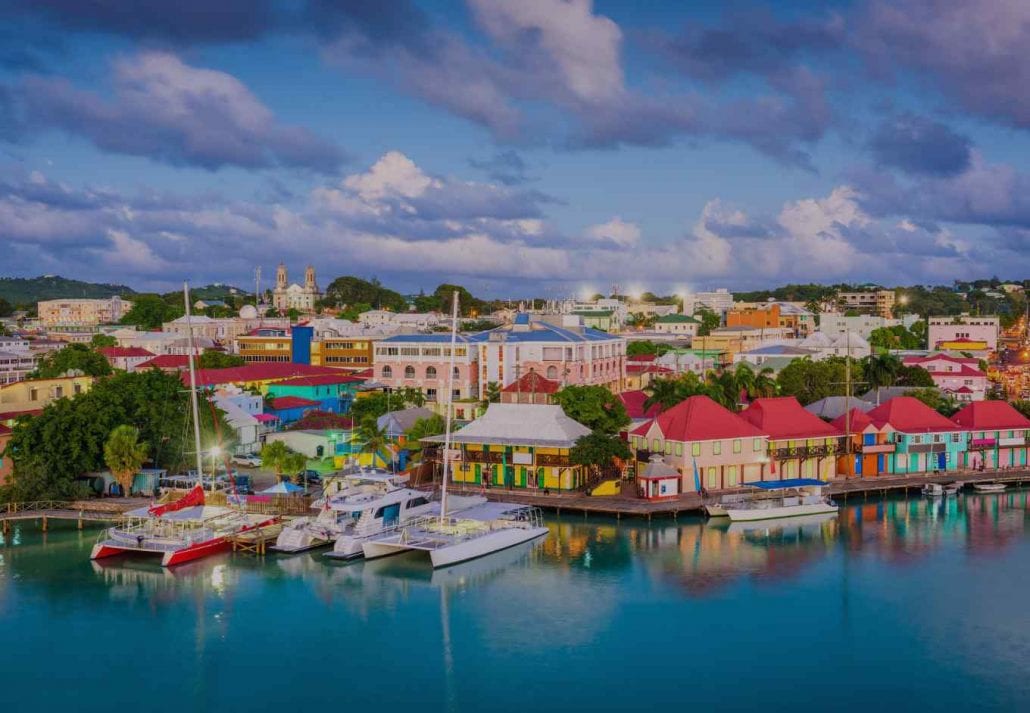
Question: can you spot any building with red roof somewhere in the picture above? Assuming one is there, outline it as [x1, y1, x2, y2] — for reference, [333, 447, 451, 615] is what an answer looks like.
[97, 346, 155, 371]
[500, 370, 560, 405]
[866, 397, 968, 473]
[739, 397, 844, 480]
[830, 408, 896, 477]
[625, 361, 675, 390]
[618, 390, 662, 425]
[952, 401, 1030, 469]
[136, 354, 190, 373]
[628, 395, 769, 491]
[184, 363, 346, 389]
[902, 354, 987, 401]
[265, 395, 322, 426]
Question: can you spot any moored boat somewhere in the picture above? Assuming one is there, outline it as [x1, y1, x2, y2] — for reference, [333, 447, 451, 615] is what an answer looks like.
[923, 483, 945, 497]
[723, 479, 838, 522]
[973, 482, 1006, 493]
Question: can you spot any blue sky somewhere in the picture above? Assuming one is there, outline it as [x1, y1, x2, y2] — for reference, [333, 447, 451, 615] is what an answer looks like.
[1, 0, 1029, 297]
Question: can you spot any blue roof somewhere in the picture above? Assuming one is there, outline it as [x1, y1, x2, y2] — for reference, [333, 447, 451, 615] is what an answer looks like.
[514, 313, 530, 325]
[749, 478, 828, 490]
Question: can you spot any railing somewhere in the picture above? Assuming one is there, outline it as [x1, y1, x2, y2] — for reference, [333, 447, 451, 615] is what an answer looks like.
[536, 454, 570, 467]
[463, 451, 505, 465]
[859, 443, 895, 454]
[3, 500, 128, 518]
[772, 444, 841, 459]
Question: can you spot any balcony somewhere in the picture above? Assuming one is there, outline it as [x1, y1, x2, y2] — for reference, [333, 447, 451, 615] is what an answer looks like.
[859, 443, 895, 454]
[536, 454, 571, 468]
[464, 451, 505, 465]
[772, 444, 841, 459]
[907, 442, 948, 454]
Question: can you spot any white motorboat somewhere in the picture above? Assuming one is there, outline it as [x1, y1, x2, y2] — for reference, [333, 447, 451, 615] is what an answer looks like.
[973, 482, 1007, 493]
[704, 492, 749, 517]
[723, 479, 838, 522]
[922, 483, 945, 497]
[944, 483, 963, 495]
[273, 470, 434, 553]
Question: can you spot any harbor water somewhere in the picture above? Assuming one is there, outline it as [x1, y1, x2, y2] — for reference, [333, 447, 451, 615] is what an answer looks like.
[2, 490, 1030, 712]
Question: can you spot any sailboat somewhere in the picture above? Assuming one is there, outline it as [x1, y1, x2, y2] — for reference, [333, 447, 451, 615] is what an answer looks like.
[91, 282, 276, 567]
[360, 292, 549, 568]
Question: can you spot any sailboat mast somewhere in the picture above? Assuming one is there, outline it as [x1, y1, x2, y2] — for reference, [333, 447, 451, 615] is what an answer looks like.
[440, 291, 460, 520]
[844, 329, 852, 457]
[184, 282, 205, 483]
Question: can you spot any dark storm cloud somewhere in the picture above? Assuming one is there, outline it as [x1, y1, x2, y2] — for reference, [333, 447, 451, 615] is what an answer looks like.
[868, 114, 971, 177]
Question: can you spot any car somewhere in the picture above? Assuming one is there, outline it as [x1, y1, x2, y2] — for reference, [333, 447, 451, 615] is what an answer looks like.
[295, 469, 322, 485]
[232, 454, 262, 468]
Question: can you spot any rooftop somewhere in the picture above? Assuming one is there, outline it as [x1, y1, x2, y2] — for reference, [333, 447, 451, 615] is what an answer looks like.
[97, 346, 155, 358]
[267, 396, 321, 410]
[866, 396, 962, 433]
[423, 403, 590, 447]
[137, 354, 189, 369]
[951, 401, 1030, 431]
[632, 395, 765, 442]
[271, 373, 366, 387]
[500, 371, 561, 395]
[740, 397, 843, 439]
[186, 363, 346, 387]
[618, 390, 662, 420]
[655, 314, 699, 323]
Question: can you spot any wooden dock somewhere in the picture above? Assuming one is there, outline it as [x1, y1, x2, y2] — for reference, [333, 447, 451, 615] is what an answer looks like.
[448, 467, 1030, 519]
[228, 522, 283, 556]
[0, 499, 141, 534]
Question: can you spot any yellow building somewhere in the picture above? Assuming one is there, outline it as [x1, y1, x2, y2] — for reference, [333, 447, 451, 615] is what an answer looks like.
[0, 375, 94, 414]
[38, 297, 132, 330]
[236, 330, 292, 363]
[422, 403, 591, 491]
[312, 338, 375, 368]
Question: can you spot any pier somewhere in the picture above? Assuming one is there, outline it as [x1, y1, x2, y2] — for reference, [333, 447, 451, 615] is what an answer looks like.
[0, 500, 140, 535]
[449, 467, 1030, 519]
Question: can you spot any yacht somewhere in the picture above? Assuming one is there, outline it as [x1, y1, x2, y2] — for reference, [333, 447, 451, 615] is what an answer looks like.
[273, 470, 434, 554]
[723, 479, 838, 522]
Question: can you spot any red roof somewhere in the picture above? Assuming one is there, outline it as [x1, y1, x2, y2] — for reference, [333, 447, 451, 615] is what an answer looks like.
[98, 346, 155, 358]
[185, 363, 345, 388]
[632, 395, 765, 441]
[138, 354, 190, 369]
[0, 424, 12, 436]
[740, 397, 843, 439]
[0, 408, 43, 421]
[627, 363, 674, 376]
[268, 396, 321, 410]
[903, 354, 979, 367]
[627, 354, 657, 363]
[618, 390, 662, 420]
[866, 396, 962, 433]
[500, 371, 560, 395]
[352, 368, 374, 378]
[952, 401, 1030, 431]
[831, 408, 886, 433]
[274, 374, 365, 387]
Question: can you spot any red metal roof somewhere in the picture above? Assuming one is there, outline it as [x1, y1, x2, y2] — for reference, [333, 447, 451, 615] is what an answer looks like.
[500, 371, 560, 394]
[98, 347, 155, 358]
[267, 396, 321, 409]
[740, 397, 843, 439]
[0, 424, 12, 436]
[627, 363, 674, 375]
[185, 363, 345, 387]
[633, 395, 765, 441]
[903, 354, 979, 366]
[274, 374, 366, 387]
[627, 354, 657, 363]
[952, 401, 1030, 431]
[137, 354, 190, 369]
[618, 390, 662, 420]
[866, 396, 963, 433]
[831, 408, 887, 433]
[352, 368, 374, 378]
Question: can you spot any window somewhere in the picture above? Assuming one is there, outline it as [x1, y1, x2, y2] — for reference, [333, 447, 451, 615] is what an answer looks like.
[691, 443, 701, 457]
[426, 366, 437, 379]
[407, 496, 430, 508]
[951, 433, 960, 443]
[675, 443, 683, 456]
[30, 388, 38, 401]
[546, 366, 558, 380]
[753, 438, 762, 452]
[652, 438, 661, 451]
[733, 439, 741, 453]
[453, 366, 460, 379]
[713, 441, 722, 455]
[665, 441, 672, 455]
[404, 366, 415, 379]
[425, 388, 437, 402]
[381, 365, 392, 379]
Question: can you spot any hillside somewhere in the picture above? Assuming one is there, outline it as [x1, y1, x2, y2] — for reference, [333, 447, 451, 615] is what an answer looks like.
[0, 275, 136, 306]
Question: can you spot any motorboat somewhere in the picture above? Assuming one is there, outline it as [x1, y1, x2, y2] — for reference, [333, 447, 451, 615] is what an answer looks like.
[723, 479, 838, 522]
[944, 482, 963, 496]
[91, 485, 277, 567]
[973, 482, 1007, 493]
[704, 492, 749, 517]
[361, 502, 549, 568]
[273, 470, 434, 554]
[326, 492, 485, 560]
[922, 483, 945, 497]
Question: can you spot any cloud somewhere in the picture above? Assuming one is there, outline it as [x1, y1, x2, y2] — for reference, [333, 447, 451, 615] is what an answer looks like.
[868, 113, 972, 176]
[14, 51, 346, 172]
[468, 150, 532, 185]
[584, 217, 641, 248]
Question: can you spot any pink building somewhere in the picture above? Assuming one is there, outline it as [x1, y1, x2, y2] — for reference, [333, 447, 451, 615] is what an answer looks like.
[902, 354, 988, 401]
[628, 395, 769, 492]
[373, 334, 479, 402]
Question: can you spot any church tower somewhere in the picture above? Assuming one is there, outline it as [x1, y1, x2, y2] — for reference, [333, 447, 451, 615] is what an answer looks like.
[305, 265, 317, 292]
[276, 263, 287, 289]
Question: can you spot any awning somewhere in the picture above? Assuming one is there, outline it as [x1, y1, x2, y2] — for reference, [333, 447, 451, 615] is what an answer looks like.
[748, 478, 827, 490]
[253, 413, 279, 423]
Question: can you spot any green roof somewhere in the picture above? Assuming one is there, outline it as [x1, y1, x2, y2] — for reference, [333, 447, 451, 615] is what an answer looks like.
[656, 313, 699, 323]
[571, 310, 614, 318]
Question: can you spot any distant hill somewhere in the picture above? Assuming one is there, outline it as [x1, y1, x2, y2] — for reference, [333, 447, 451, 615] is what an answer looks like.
[162, 284, 247, 303]
[0, 275, 136, 306]
[322, 276, 408, 311]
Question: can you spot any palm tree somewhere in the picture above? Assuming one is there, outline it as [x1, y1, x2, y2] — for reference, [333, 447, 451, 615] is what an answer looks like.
[356, 417, 390, 462]
[104, 425, 148, 497]
[259, 440, 290, 478]
[481, 381, 501, 409]
[705, 369, 739, 409]
[864, 353, 902, 389]
[753, 367, 778, 398]
[644, 377, 683, 411]
[733, 363, 757, 400]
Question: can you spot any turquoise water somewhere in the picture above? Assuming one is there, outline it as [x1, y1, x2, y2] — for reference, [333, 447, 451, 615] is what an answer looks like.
[2, 492, 1030, 712]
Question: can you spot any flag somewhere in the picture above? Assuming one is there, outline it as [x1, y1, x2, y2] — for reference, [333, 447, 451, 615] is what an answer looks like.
[692, 458, 701, 493]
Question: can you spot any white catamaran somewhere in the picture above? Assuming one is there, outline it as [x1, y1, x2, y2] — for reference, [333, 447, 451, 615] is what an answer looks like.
[359, 292, 549, 568]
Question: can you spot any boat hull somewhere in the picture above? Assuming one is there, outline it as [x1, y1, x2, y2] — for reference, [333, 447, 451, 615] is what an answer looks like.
[429, 526, 549, 569]
[705, 505, 728, 518]
[724, 503, 838, 522]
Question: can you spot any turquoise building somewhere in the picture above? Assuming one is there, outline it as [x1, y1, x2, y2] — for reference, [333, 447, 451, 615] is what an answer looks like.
[266, 373, 364, 413]
[867, 397, 968, 473]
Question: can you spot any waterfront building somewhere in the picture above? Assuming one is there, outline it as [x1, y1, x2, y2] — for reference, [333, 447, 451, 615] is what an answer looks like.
[865, 397, 968, 473]
[97, 346, 155, 371]
[499, 370, 560, 405]
[902, 354, 987, 401]
[739, 397, 844, 480]
[272, 264, 321, 312]
[837, 289, 896, 318]
[927, 314, 1000, 351]
[637, 454, 681, 500]
[831, 409, 897, 477]
[653, 313, 699, 337]
[628, 395, 769, 492]
[37, 296, 132, 331]
[425, 403, 591, 490]
[952, 401, 1030, 469]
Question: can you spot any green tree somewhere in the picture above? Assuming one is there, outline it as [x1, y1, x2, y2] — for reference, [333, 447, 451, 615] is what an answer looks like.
[120, 294, 183, 330]
[31, 343, 112, 378]
[776, 357, 865, 405]
[197, 350, 246, 369]
[694, 307, 720, 336]
[896, 365, 935, 387]
[570, 431, 631, 480]
[481, 381, 501, 408]
[626, 340, 670, 357]
[259, 441, 297, 479]
[863, 353, 902, 388]
[321, 276, 407, 311]
[905, 388, 959, 417]
[553, 385, 629, 435]
[285, 452, 310, 484]
[339, 301, 373, 322]
[350, 388, 425, 424]
[356, 417, 390, 459]
[103, 425, 148, 496]
[0, 297, 14, 317]
[90, 334, 117, 348]
[1012, 401, 1030, 419]
[404, 414, 446, 454]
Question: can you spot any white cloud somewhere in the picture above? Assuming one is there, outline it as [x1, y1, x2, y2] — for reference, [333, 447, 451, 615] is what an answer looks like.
[585, 217, 641, 247]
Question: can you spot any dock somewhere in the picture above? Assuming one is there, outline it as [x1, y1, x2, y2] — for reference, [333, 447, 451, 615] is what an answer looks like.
[448, 467, 1030, 519]
[0, 499, 143, 534]
[228, 522, 284, 556]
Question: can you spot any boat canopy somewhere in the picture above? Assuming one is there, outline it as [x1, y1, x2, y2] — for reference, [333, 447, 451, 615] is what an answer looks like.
[749, 478, 827, 490]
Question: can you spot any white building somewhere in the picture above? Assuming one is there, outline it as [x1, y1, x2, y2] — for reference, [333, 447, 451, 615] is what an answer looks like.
[0, 350, 37, 385]
[213, 389, 264, 455]
[818, 313, 920, 339]
[798, 331, 872, 359]
[358, 310, 442, 331]
[38, 296, 132, 330]
[682, 289, 734, 318]
[927, 314, 1000, 351]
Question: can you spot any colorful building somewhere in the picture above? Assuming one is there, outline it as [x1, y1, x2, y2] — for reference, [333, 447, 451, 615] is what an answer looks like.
[628, 395, 769, 492]
[266, 373, 364, 413]
[373, 333, 479, 402]
[865, 397, 967, 473]
[38, 296, 132, 331]
[727, 302, 814, 338]
[927, 314, 1000, 352]
[739, 397, 844, 480]
[499, 370, 560, 405]
[952, 401, 1030, 469]
[837, 289, 895, 318]
[831, 408, 896, 477]
[136, 354, 190, 373]
[426, 403, 591, 491]
[0, 375, 94, 412]
[235, 326, 293, 363]
[902, 354, 988, 401]
[188, 363, 347, 392]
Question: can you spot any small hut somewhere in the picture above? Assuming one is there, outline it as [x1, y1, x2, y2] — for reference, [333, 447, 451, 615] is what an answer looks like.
[637, 455, 680, 500]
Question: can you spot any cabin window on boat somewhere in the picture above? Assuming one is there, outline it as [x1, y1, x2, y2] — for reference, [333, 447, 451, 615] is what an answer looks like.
[691, 443, 701, 456]
[408, 497, 429, 508]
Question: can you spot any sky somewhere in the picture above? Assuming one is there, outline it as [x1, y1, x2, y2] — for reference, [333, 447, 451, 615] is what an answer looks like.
[1, 0, 1030, 298]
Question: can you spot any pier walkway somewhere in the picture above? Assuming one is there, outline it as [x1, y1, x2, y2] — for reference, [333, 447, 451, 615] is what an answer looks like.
[0, 499, 145, 534]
